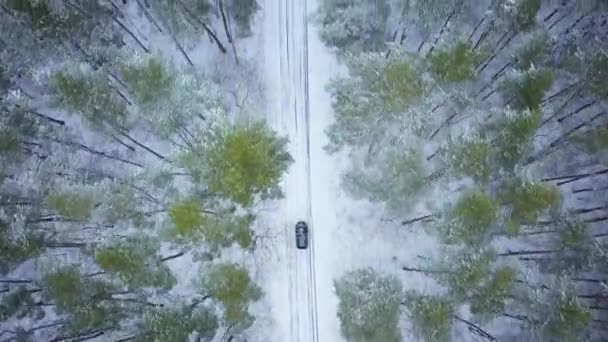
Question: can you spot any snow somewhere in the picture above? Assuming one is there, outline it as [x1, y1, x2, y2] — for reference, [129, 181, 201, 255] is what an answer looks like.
[258, 0, 445, 341]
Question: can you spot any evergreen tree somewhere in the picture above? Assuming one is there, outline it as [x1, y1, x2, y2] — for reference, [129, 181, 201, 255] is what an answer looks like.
[199, 263, 263, 332]
[404, 291, 454, 342]
[334, 268, 403, 342]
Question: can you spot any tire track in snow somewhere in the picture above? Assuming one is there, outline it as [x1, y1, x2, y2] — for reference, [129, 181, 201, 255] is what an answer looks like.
[285, 0, 320, 340]
[269, 0, 319, 339]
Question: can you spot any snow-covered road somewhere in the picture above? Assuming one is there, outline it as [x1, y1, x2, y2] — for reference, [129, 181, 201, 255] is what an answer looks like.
[262, 0, 321, 341]
[262, 0, 345, 340]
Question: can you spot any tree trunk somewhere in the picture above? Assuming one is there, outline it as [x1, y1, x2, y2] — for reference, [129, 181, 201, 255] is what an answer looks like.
[542, 81, 580, 105]
[43, 241, 88, 248]
[176, 0, 227, 54]
[110, 134, 136, 152]
[429, 111, 458, 140]
[540, 86, 581, 127]
[573, 185, 608, 194]
[548, 12, 571, 31]
[426, 6, 460, 56]
[110, 15, 150, 53]
[117, 130, 169, 162]
[477, 32, 518, 74]
[502, 312, 529, 321]
[544, 8, 559, 22]
[574, 278, 608, 284]
[562, 14, 589, 36]
[160, 250, 185, 262]
[218, 0, 233, 43]
[402, 266, 448, 274]
[18, 107, 66, 126]
[524, 110, 606, 165]
[497, 249, 560, 257]
[572, 205, 608, 215]
[136, 0, 163, 33]
[106, 296, 163, 307]
[401, 214, 434, 225]
[171, 32, 195, 67]
[0, 278, 34, 284]
[540, 168, 608, 185]
[468, 18, 485, 43]
[557, 99, 598, 123]
[50, 328, 107, 342]
[473, 30, 490, 51]
[109, 84, 132, 105]
[578, 293, 608, 300]
[219, 0, 239, 64]
[47, 137, 145, 168]
[453, 315, 496, 341]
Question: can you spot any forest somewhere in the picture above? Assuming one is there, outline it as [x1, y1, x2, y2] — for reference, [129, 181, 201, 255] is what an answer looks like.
[2, 0, 608, 341]
[314, 0, 608, 341]
[0, 0, 285, 341]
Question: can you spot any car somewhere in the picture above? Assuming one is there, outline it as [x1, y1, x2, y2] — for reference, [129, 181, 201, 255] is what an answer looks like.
[295, 221, 308, 249]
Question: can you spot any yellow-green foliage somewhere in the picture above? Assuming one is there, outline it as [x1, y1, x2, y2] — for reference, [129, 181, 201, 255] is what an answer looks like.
[470, 267, 517, 320]
[444, 249, 494, 299]
[94, 237, 176, 289]
[499, 179, 561, 235]
[428, 41, 483, 83]
[205, 122, 292, 207]
[201, 263, 262, 326]
[47, 191, 95, 220]
[51, 71, 126, 127]
[444, 137, 494, 182]
[558, 220, 589, 250]
[503, 68, 553, 112]
[119, 57, 175, 107]
[373, 59, 427, 111]
[404, 292, 454, 342]
[0, 219, 43, 274]
[491, 109, 542, 170]
[444, 190, 498, 245]
[5, 0, 82, 37]
[167, 200, 254, 251]
[168, 200, 203, 235]
[546, 292, 592, 340]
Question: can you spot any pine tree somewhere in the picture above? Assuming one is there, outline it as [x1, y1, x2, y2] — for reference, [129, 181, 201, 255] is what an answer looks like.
[50, 67, 128, 129]
[469, 266, 517, 321]
[181, 121, 292, 207]
[500, 67, 554, 112]
[93, 236, 176, 290]
[404, 291, 454, 342]
[118, 56, 175, 109]
[428, 40, 483, 83]
[498, 177, 561, 236]
[42, 266, 124, 333]
[342, 146, 427, 212]
[334, 268, 403, 342]
[0, 218, 43, 275]
[313, 0, 387, 53]
[136, 304, 218, 342]
[437, 189, 498, 246]
[199, 263, 262, 332]
[226, 0, 259, 37]
[441, 135, 495, 182]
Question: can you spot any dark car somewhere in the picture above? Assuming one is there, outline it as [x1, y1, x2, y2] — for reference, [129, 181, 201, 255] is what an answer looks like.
[295, 221, 308, 249]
